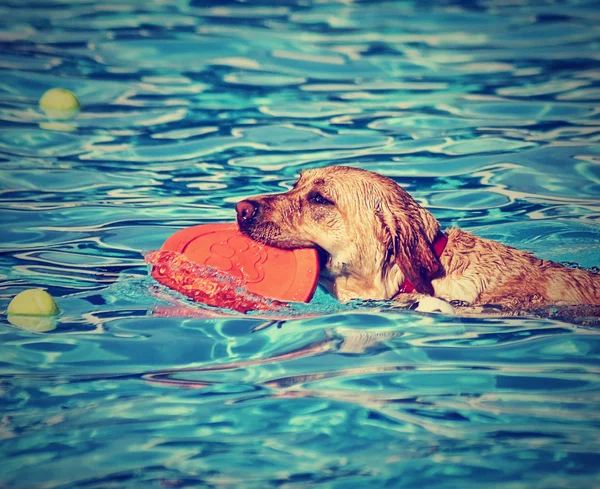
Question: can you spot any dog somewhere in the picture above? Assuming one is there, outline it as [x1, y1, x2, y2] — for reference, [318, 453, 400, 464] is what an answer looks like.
[236, 166, 600, 314]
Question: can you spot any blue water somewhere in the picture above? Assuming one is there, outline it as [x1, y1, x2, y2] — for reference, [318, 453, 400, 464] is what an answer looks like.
[1, 0, 600, 487]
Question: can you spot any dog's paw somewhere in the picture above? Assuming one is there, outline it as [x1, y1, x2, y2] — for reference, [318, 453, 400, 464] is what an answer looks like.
[413, 296, 455, 315]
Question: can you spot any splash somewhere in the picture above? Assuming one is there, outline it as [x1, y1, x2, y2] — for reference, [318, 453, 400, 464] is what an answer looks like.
[145, 250, 287, 314]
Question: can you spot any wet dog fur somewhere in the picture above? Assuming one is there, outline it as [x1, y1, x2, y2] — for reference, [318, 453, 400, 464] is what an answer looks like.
[236, 166, 600, 314]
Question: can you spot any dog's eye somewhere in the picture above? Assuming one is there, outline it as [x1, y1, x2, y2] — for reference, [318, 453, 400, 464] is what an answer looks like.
[308, 191, 334, 206]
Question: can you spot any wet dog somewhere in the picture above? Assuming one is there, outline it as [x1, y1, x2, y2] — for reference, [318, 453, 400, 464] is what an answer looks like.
[236, 166, 600, 314]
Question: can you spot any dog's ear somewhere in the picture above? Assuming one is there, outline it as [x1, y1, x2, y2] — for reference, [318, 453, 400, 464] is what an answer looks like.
[392, 218, 442, 295]
[376, 193, 442, 296]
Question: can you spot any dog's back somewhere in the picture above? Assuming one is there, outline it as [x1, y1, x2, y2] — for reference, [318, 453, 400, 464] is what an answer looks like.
[433, 228, 600, 310]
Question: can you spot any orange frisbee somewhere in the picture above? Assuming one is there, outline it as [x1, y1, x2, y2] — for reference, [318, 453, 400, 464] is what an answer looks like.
[156, 223, 320, 303]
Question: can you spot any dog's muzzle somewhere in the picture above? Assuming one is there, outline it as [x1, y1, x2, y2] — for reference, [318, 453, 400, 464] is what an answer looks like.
[236, 199, 260, 227]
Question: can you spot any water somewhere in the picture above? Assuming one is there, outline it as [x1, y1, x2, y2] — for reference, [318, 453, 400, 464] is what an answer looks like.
[1, 0, 600, 487]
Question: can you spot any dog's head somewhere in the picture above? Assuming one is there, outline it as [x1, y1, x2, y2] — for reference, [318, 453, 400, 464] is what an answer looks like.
[236, 166, 443, 298]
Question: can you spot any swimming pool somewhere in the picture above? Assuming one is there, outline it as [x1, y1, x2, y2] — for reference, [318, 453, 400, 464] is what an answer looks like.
[1, 0, 600, 487]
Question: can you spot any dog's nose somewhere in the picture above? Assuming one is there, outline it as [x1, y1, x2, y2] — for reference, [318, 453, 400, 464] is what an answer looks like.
[236, 199, 259, 222]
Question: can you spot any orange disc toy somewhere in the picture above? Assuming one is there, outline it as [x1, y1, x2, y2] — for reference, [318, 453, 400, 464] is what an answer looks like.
[146, 223, 320, 312]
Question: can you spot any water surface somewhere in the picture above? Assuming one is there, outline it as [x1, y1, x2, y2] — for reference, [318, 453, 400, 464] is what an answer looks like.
[1, 1, 600, 488]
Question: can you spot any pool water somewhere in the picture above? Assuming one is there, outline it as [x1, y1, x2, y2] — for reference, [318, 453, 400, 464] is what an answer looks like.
[1, 0, 600, 487]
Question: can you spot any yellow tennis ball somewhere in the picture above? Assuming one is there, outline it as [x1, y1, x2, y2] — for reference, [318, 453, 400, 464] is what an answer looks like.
[7, 289, 59, 316]
[7, 315, 57, 333]
[39, 88, 81, 120]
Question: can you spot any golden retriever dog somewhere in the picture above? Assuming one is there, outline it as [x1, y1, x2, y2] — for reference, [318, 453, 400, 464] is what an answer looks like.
[236, 166, 600, 314]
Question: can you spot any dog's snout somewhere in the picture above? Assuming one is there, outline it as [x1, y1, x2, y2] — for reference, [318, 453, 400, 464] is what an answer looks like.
[236, 199, 260, 223]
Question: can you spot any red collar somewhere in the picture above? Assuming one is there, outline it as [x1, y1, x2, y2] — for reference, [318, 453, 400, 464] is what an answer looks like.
[398, 233, 448, 294]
